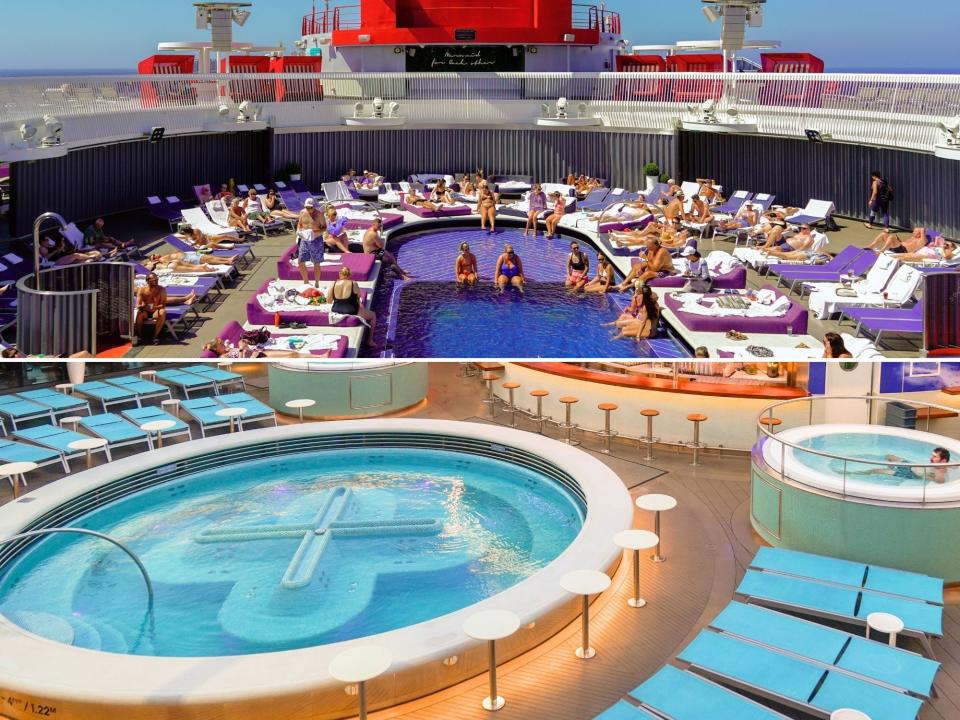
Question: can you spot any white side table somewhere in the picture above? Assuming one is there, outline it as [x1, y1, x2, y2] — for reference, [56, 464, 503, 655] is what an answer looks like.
[215, 407, 247, 433]
[68, 438, 108, 470]
[55, 383, 74, 395]
[139, 370, 157, 381]
[635, 494, 677, 563]
[327, 645, 392, 720]
[161, 398, 181, 418]
[831, 710, 872, 720]
[217, 361, 234, 371]
[140, 420, 177, 449]
[867, 612, 904, 648]
[0, 461, 38, 500]
[560, 570, 611, 659]
[59, 416, 83, 432]
[613, 530, 659, 608]
[285, 398, 317, 422]
[463, 609, 521, 711]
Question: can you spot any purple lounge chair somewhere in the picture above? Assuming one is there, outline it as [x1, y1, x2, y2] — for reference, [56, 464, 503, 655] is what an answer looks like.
[247, 279, 367, 327]
[770, 246, 873, 293]
[843, 302, 923, 345]
[578, 187, 612, 211]
[400, 197, 473, 218]
[200, 321, 349, 358]
[164, 234, 254, 267]
[714, 191, 753, 215]
[663, 284, 808, 335]
[648, 265, 748, 290]
[148, 196, 187, 229]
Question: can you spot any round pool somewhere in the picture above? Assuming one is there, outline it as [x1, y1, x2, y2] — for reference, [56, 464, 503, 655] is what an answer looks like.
[761, 424, 960, 502]
[0, 420, 630, 719]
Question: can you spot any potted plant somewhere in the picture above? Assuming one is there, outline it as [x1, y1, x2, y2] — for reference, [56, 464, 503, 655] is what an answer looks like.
[280, 162, 303, 182]
[643, 162, 660, 194]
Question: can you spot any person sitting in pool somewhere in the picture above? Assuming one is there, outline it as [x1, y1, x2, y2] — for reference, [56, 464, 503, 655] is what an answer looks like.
[363, 218, 412, 280]
[822, 332, 853, 359]
[584, 255, 614, 293]
[456, 242, 479, 287]
[616, 238, 675, 292]
[603, 288, 642, 328]
[323, 207, 352, 254]
[332, 266, 378, 346]
[406, 185, 439, 212]
[477, 181, 497, 234]
[525, 183, 547, 238]
[203, 337, 320, 359]
[612, 285, 660, 342]
[430, 179, 455, 206]
[544, 192, 566, 239]
[495, 244, 525, 292]
[855, 447, 951, 484]
[566, 241, 590, 292]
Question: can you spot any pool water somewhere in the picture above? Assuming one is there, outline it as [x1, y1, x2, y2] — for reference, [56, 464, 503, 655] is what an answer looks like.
[0, 448, 584, 657]
[368, 226, 689, 359]
[795, 433, 954, 486]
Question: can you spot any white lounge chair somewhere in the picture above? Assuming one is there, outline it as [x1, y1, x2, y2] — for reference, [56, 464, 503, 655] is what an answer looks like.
[787, 199, 836, 226]
[808, 259, 921, 319]
[181, 207, 239, 239]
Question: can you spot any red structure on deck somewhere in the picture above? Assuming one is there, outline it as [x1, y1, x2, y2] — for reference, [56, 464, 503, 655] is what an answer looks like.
[303, 0, 618, 46]
[761, 52, 825, 74]
[219, 55, 275, 102]
[270, 56, 324, 102]
[137, 55, 195, 108]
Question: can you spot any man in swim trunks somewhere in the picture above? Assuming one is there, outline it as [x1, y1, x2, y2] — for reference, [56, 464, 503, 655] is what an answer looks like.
[857, 447, 951, 484]
[362, 218, 412, 279]
[134, 272, 196, 345]
[297, 198, 328, 287]
[616, 238, 675, 291]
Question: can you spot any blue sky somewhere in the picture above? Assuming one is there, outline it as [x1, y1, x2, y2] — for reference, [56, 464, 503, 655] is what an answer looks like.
[1, 0, 958, 70]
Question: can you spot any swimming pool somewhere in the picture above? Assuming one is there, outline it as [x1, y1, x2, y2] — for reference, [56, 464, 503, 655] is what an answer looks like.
[761, 424, 960, 502]
[0, 420, 631, 718]
[371, 224, 689, 359]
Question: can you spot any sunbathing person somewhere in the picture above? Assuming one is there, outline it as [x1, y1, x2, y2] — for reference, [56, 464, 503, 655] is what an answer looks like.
[616, 238, 675, 291]
[180, 227, 236, 250]
[868, 227, 940, 255]
[331, 266, 378, 347]
[525, 183, 547, 238]
[197, 185, 214, 204]
[430, 179, 455, 205]
[612, 285, 660, 341]
[406, 186, 439, 212]
[897, 240, 956, 263]
[217, 183, 234, 201]
[495, 244, 525, 291]
[297, 198, 328, 287]
[323, 207, 351, 254]
[584, 256, 614, 293]
[242, 188, 274, 224]
[143, 251, 237, 273]
[456, 242, 479, 286]
[696, 179, 724, 204]
[684, 196, 713, 225]
[762, 225, 822, 260]
[40, 240, 110, 266]
[659, 227, 693, 250]
[717, 201, 759, 232]
[477, 182, 497, 234]
[262, 189, 298, 220]
[756, 221, 789, 250]
[83, 219, 133, 251]
[363, 218, 412, 279]
[657, 194, 684, 224]
[228, 199, 253, 233]
[610, 220, 664, 247]
[203, 337, 314, 359]
[134, 272, 196, 345]
[823, 332, 853, 359]
[544, 191, 566, 239]
[566, 241, 590, 292]
[460, 175, 477, 196]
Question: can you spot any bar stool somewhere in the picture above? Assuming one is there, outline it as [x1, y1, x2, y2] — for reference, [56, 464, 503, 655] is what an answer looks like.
[686, 413, 708, 466]
[759, 416, 782, 434]
[597, 403, 619, 454]
[328, 645, 392, 720]
[458, 362, 478, 379]
[481, 372, 498, 418]
[560, 570, 611, 660]
[502, 382, 521, 427]
[529, 390, 550, 434]
[639, 409, 660, 461]
[613, 529, 659, 608]
[463, 609, 521, 711]
[557, 396, 580, 446]
[635, 493, 677, 563]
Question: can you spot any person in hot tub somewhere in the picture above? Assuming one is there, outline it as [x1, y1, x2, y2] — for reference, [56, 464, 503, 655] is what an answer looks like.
[855, 447, 951, 484]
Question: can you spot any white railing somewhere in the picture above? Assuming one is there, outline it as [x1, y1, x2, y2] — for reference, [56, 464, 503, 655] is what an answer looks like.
[1, 72, 959, 155]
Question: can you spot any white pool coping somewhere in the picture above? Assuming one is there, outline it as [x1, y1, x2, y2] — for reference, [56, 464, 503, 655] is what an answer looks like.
[273, 360, 409, 372]
[0, 419, 632, 706]
[761, 423, 960, 503]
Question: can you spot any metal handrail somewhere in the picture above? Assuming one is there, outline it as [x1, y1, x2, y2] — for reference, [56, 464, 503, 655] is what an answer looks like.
[0, 528, 154, 610]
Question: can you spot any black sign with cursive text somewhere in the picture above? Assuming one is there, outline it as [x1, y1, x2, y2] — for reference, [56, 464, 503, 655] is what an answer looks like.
[406, 45, 525, 73]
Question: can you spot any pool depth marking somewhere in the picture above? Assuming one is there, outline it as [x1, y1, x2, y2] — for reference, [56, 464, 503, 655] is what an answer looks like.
[196, 486, 442, 589]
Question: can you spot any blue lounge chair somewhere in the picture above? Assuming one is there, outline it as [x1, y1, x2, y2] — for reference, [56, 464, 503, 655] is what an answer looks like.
[715, 190, 753, 215]
[594, 700, 659, 719]
[105, 376, 173, 404]
[751, 193, 777, 212]
[215, 392, 277, 430]
[155, 369, 218, 398]
[0, 438, 68, 473]
[180, 397, 232, 436]
[164, 233, 254, 268]
[750, 547, 944, 605]
[712, 602, 938, 698]
[769, 246, 870, 293]
[13, 424, 111, 469]
[75, 381, 141, 411]
[0, 396, 55, 430]
[679, 631, 924, 720]
[180, 365, 246, 392]
[736, 569, 942, 657]
[848, 305, 923, 346]
[120, 406, 192, 443]
[79, 414, 153, 452]
[16, 388, 91, 418]
[627, 664, 790, 719]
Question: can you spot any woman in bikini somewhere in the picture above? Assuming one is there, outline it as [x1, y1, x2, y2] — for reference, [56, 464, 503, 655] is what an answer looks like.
[584, 255, 614, 293]
[262, 189, 298, 220]
[227, 198, 253, 234]
[613, 285, 660, 341]
[544, 192, 566, 239]
[406, 186, 439, 212]
[495, 244, 524, 291]
[566, 241, 590, 292]
[203, 337, 313, 359]
[477, 181, 497, 234]
[331, 266, 377, 346]
[455, 242, 479, 286]
[430, 179, 454, 206]
[323, 207, 352, 253]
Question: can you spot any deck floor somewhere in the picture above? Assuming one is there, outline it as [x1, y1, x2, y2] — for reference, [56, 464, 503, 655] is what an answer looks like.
[0, 362, 956, 719]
